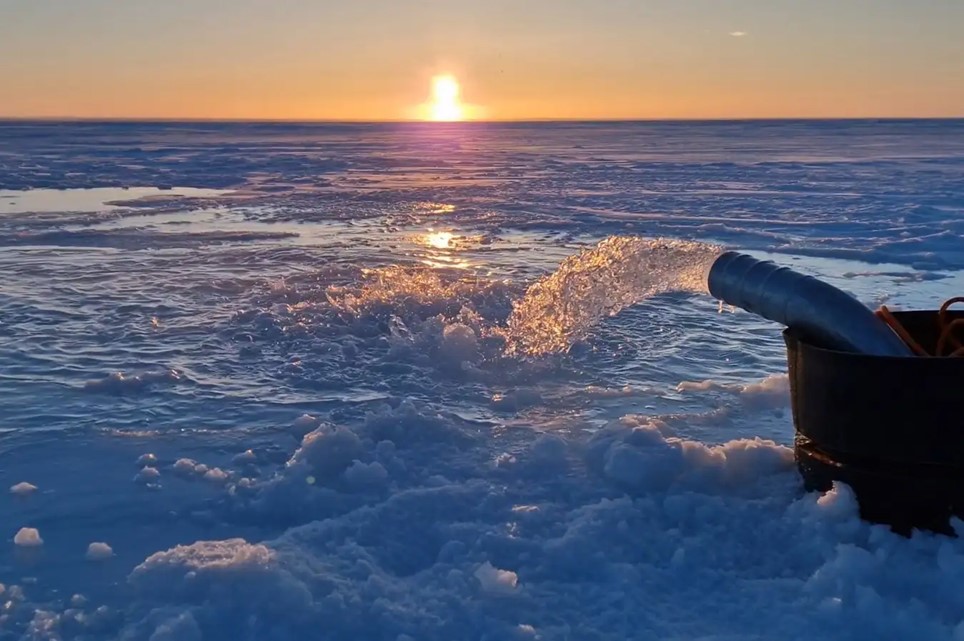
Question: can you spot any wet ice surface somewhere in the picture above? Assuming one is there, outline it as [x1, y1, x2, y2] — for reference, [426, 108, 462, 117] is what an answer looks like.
[0, 187, 227, 214]
[1, 120, 964, 640]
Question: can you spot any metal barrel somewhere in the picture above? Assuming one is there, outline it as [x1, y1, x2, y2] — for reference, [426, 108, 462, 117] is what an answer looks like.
[707, 251, 912, 357]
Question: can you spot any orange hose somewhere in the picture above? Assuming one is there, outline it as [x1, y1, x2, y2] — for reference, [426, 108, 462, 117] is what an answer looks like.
[875, 298, 964, 358]
[937, 298, 964, 356]
[875, 305, 930, 356]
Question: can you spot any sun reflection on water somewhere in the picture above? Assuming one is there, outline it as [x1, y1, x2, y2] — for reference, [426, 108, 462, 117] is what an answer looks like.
[415, 202, 456, 215]
[416, 229, 475, 269]
[425, 231, 455, 249]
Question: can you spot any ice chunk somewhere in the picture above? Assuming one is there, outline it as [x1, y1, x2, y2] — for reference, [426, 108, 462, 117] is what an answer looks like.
[173, 458, 198, 475]
[137, 453, 159, 466]
[14, 527, 43, 547]
[233, 449, 257, 464]
[10, 482, 37, 496]
[203, 468, 229, 483]
[86, 542, 114, 561]
[27, 611, 59, 638]
[135, 466, 161, 484]
[287, 425, 365, 481]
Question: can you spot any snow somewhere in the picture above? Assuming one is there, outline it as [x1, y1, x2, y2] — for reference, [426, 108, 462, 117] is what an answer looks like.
[173, 458, 200, 475]
[14, 527, 43, 547]
[474, 562, 520, 594]
[343, 460, 389, 490]
[233, 449, 257, 464]
[134, 466, 161, 484]
[0, 120, 963, 640]
[86, 542, 114, 561]
[286, 425, 366, 481]
[291, 414, 321, 438]
[10, 481, 37, 496]
[202, 467, 229, 483]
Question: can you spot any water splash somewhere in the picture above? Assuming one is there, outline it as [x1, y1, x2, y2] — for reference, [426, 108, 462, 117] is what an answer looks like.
[326, 266, 518, 324]
[505, 236, 723, 356]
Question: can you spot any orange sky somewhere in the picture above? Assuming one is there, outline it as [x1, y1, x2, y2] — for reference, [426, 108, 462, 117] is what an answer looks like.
[1, 1, 962, 120]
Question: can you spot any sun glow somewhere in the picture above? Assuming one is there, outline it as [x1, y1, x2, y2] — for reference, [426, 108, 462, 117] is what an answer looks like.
[429, 75, 464, 122]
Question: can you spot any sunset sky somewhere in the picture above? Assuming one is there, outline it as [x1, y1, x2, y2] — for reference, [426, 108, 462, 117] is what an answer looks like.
[1, 0, 962, 120]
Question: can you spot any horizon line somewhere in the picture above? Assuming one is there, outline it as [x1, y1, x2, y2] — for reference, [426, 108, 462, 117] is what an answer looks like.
[1, 115, 963, 125]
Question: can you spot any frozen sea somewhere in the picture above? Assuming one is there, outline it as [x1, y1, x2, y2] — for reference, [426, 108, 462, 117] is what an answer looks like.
[1, 119, 964, 640]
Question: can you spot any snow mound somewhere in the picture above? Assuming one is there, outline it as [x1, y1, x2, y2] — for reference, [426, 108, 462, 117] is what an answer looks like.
[129, 539, 313, 637]
[588, 416, 795, 494]
[291, 414, 321, 438]
[87, 542, 114, 561]
[14, 527, 43, 547]
[135, 466, 161, 484]
[10, 482, 37, 496]
[233, 449, 257, 464]
[287, 425, 365, 482]
[203, 468, 230, 483]
[173, 458, 200, 475]
[475, 562, 519, 594]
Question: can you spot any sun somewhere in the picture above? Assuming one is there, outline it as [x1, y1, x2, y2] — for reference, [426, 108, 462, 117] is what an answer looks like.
[429, 75, 464, 122]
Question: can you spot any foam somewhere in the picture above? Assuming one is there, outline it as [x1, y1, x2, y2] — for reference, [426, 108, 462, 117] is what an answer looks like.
[678, 373, 790, 409]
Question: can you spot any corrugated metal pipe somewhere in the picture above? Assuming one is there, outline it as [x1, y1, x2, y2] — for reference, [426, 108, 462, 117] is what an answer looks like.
[707, 251, 912, 357]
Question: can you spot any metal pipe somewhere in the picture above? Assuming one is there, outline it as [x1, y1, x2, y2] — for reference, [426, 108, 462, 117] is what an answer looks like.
[707, 251, 912, 357]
